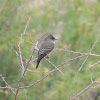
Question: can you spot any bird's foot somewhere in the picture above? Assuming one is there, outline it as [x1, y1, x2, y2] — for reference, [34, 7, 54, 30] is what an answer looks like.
[46, 55, 50, 58]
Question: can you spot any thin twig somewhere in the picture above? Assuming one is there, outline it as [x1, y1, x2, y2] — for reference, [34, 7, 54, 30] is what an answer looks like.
[0, 74, 16, 95]
[15, 17, 32, 100]
[46, 58, 65, 75]
[71, 81, 100, 100]
[19, 56, 83, 89]
[76, 35, 100, 94]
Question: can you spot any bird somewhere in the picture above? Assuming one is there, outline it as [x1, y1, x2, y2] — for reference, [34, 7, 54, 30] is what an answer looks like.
[36, 34, 57, 69]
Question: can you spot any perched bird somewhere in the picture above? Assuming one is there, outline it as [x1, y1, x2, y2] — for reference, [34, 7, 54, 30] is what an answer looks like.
[36, 35, 57, 69]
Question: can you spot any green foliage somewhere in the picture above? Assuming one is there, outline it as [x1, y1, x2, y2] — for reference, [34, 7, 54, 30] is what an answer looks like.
[0, 0, 100, 100]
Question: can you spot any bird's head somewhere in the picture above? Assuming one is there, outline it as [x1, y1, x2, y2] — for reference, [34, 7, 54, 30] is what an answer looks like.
[45, 35, 57, 42]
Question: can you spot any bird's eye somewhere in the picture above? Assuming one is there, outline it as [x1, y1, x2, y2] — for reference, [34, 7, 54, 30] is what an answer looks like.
[52, 37, 54, 39]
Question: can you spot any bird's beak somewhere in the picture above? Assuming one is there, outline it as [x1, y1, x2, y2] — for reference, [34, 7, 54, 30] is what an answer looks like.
[54, 38, 58, 40]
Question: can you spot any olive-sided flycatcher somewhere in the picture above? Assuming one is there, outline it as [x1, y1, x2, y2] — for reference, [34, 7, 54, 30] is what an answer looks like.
[36, 35, 57, 69]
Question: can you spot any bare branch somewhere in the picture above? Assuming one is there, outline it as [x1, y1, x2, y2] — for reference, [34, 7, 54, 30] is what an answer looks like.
[89, 69, 93, 83]
[46, 58, 65, 75]
[17, 17, 31, 74]
[15, 47, 35, 100]
[15, 17, 32, 100]
[76, 35, 100, 95]
[0, 74, 16, 95]
[71, 81, 100, 100]
[19, 56, 83, 89]
[89, 60, 100, 69]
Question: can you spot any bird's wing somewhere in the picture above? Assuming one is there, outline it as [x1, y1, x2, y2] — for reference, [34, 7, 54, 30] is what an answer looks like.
[38, 41, 54, 56]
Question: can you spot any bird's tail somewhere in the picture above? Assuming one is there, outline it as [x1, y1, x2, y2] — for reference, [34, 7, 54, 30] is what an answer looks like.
[36, 54, 46, 69]
[36, 59, 41, 69]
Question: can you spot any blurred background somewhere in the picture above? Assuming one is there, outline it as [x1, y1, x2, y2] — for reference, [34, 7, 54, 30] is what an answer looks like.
[0, 0, 100, 100]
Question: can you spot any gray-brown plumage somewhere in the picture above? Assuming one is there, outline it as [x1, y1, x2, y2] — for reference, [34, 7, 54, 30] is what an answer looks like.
[36, 35, 57, 69]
